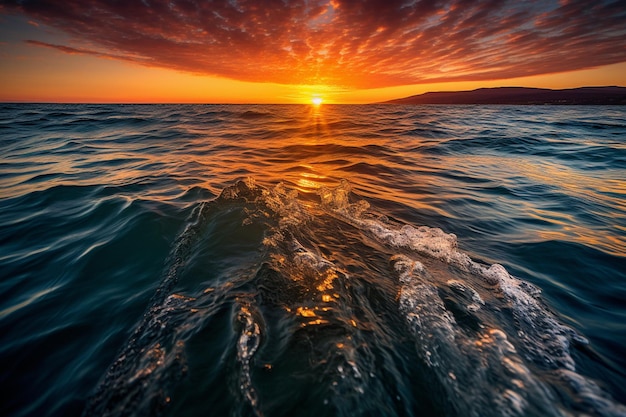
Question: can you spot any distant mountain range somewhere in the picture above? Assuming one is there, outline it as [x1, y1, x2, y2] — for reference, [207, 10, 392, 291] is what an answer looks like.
[382, 86, 626, 105]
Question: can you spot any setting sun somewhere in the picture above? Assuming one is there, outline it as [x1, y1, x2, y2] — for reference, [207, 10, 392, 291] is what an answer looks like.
[312, 97, 323, 106]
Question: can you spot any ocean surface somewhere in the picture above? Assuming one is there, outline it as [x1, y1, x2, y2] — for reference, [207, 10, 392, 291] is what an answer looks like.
[1, 103, 625, 417]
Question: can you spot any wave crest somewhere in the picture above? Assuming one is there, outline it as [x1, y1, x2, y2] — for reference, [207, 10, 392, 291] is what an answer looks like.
[83, 179, 625, 417]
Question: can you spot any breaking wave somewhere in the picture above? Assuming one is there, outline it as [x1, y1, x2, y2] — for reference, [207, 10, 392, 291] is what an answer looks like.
[83, 179, 626, 417]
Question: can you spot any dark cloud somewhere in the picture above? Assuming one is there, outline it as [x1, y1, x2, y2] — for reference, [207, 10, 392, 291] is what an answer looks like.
[2, 0, 625, 88]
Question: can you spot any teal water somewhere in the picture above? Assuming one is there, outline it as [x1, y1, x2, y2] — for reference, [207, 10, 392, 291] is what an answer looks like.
[1, 104, 625, 417]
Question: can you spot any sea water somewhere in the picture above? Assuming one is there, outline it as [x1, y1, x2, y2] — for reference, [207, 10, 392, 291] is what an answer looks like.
[1, 104, 625, 417]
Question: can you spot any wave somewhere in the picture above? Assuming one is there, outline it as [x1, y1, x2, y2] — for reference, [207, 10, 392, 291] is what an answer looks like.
[240, 110, 274, 119]
[82, 179, 626, 417]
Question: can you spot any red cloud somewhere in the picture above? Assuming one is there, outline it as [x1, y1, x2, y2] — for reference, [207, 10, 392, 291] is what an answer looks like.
[4, 0, 626, 88]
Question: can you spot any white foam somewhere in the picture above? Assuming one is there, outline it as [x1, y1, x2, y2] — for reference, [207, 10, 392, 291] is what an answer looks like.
[219, 179, 622, 416]
[262, 182, 308, 229]
[557, 369, 626, 417]
[318, 181, 623, 417]
[236, 304, 262, 413]
[447, 279, 484, 312]
[392, 253, 551, 416]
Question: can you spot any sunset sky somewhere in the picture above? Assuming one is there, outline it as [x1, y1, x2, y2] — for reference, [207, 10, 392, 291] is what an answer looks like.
[1, 0, 625, 104]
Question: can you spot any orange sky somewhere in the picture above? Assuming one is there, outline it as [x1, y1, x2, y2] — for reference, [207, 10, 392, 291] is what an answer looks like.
[1, 1, 625, 104]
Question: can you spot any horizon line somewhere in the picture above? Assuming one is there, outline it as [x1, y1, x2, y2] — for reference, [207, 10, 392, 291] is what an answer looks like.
[2, 85, 624, 106]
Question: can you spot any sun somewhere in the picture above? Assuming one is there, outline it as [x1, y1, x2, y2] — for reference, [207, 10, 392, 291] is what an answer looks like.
[312, 97, 323, 106]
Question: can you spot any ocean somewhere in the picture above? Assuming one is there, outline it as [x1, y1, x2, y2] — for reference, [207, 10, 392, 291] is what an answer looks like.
[1, 103, 625, 417]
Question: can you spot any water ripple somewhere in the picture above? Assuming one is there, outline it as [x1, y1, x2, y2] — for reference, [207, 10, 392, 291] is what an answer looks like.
[1, 104, 625, 417]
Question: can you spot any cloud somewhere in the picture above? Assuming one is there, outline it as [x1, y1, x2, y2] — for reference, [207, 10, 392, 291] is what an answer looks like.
[3, 0, 626, 88]
[26, 40, 108, 57]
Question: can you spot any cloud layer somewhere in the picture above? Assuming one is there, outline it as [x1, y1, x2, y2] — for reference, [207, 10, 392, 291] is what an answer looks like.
[3, 0, 626, 88]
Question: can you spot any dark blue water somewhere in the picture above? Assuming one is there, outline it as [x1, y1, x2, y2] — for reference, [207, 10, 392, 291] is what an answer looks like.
[1, 104, 625, 417]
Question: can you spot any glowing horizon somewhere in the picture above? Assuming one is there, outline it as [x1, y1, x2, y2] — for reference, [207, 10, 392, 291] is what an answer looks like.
[1, 1, 625, 103]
